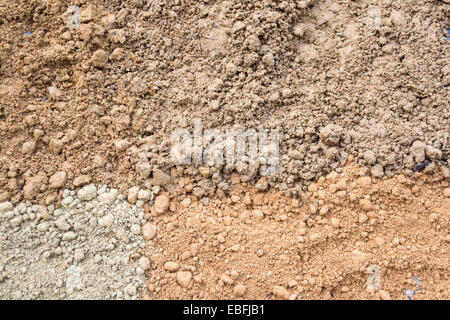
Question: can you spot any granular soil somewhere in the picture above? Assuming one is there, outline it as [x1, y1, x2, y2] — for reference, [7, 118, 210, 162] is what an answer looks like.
[0, 184, 149, 299]
[141, 160, 449, 300]
[0, 0, 448, 204]
[0, 0, 449, 301]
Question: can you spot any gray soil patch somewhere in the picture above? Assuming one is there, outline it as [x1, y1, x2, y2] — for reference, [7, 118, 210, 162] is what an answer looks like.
[0, 185, 153, 299]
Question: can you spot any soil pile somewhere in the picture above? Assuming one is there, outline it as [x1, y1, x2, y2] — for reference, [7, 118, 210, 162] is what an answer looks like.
[0, 0, 448, 204]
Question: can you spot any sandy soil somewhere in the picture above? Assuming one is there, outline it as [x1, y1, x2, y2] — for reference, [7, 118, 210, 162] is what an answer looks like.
[141, 158, 449, 300]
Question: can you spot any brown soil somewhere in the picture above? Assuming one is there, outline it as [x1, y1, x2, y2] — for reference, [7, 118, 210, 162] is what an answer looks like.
[0, 0, 449, 205]
[140, 159, 449, 300]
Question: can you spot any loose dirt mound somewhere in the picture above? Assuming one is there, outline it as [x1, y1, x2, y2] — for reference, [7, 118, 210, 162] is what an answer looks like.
[0, 0, 449, 204]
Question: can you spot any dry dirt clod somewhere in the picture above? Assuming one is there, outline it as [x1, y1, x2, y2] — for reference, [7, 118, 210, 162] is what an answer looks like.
[443, 188, 450, 198]
[49, 171, 67, 189]
[73, 175, 91, 187]
[151, 169, 171, 186]
[154, 194, 170, 214]
[233, 284, 247, 297]
[127, 187, 140, 204]
[272, 286, 290, 300]
[138, 257, 151, 271]
[359, 199, 372, 211]
[91, 49, 108, 68]
[77, 184, 97, 201]
[164, 262, 180, 272]
[176, 271, 192, 288]
[142, 223, 157, 241]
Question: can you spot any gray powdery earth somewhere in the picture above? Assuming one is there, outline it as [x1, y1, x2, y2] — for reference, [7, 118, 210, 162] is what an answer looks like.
[0, 185, 155, 299]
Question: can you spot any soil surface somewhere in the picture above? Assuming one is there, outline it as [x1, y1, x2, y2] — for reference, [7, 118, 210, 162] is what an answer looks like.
[0, 0, 449, 204]
[0, 0, 449, 300]
[141, 160, 449, 300]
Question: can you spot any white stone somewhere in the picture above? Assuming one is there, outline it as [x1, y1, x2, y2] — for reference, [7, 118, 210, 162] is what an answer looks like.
[62, 231, 77, 241]
[0, 202, 13, 213]
[10, 216, 23, 227]
[99, 214, 114, 227]
[138, 257, 150, 271]
[137, 189, 151, 201]
[37, 222, 50, 232]
[97, 191, 117, 204]
[77, 184, 97, 201]
[55, 217, 71, 231]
